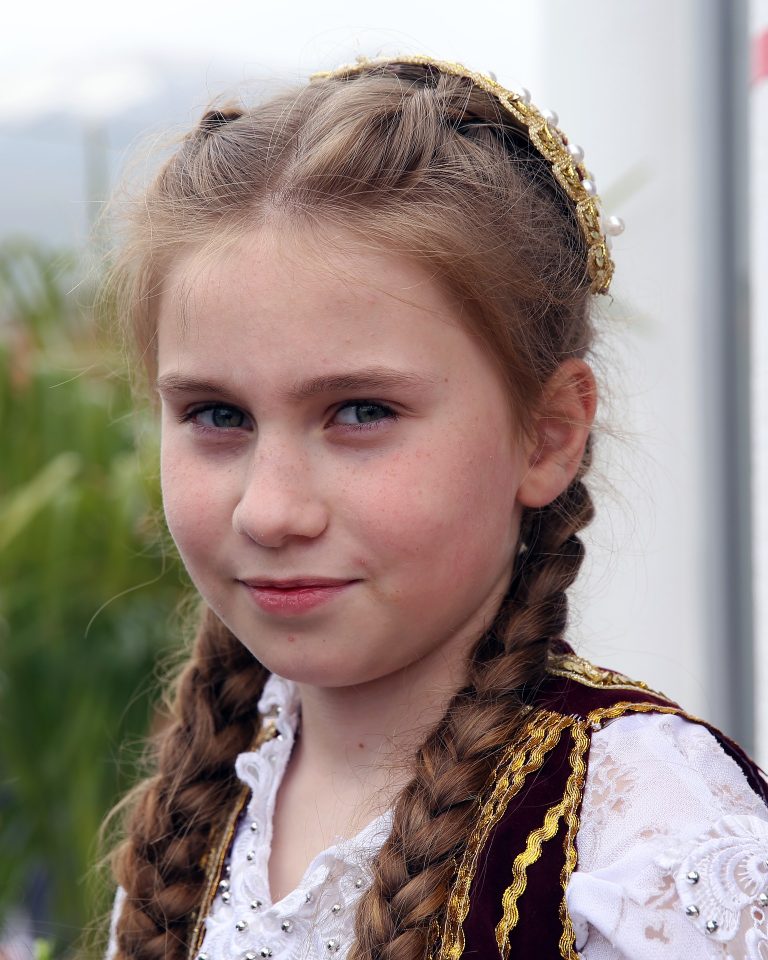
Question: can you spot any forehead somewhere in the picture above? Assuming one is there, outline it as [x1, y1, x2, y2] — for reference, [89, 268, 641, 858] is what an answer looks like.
[156, 228, 482, 377]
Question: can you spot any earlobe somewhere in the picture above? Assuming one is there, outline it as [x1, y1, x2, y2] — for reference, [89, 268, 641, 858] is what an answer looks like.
[515, 359, 597, 509]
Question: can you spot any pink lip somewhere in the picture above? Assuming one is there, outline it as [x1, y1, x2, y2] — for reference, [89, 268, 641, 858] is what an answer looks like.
[239, 578, 359, 615]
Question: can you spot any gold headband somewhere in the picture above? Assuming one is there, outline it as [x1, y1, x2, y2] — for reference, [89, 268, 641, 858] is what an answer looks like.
[311, 55, 624, 295]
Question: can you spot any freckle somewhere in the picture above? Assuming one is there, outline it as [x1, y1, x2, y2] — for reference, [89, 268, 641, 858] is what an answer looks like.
[357, 742, 365, 749]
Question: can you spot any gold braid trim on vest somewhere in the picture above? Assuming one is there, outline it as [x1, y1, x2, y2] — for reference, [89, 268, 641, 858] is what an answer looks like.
[437, 654, 693, 960]
[439, 710, 576, 960]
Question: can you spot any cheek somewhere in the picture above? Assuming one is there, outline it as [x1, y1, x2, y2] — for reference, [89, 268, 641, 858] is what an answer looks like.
[352, 419, 520, 585]
[159, 438, 228, 562]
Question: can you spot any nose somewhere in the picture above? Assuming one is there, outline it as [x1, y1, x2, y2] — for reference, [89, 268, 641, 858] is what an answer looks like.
[232, 438, 329, 549]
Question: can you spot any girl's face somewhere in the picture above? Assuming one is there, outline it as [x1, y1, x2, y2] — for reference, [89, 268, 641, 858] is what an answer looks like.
[156, 229, 533, 688]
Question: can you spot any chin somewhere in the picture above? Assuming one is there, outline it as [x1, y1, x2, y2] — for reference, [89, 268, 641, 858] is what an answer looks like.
[236, 636, 398, 690]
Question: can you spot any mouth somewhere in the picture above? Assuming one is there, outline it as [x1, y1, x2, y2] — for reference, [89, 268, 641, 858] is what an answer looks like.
[238, 577, 360, 616]
[240, 576, 359, 589]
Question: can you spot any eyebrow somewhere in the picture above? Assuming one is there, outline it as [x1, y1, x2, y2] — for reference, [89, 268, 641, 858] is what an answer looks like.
[155, 367, 439, 403]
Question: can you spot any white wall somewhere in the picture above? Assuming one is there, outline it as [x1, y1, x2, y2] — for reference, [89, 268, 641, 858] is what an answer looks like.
[751, 0, 768, 766]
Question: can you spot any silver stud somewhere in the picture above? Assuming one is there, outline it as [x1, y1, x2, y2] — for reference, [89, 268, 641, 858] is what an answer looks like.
[275, 705, 283, 715]
[246, 850, 256, 862]
[235, 920, 248, 932]
[705, 919, 719, 933]
[250, 821, 259, 833]
[281, 920, 293, 933]
[218, 879, 230, 893]
[354, 878, 364, 889]
[331, 904, 341, 914]
[305, 892, 313, 903]
[221, 891, 232, 904]
[250, 899, 263, 911]
[225, 864, 232, 875]
[686, 871, 700, 884]
[244, 953, 258, 960]
[198, 954, 209, 960]
[326, 939, 340, 952]
[260, 949, 273, 959]
[758, 892, 768, 907]
[685, 905, 699, 917]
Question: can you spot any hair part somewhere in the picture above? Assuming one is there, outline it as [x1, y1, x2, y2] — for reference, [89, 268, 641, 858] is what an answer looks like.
[103, 59, 597, 960]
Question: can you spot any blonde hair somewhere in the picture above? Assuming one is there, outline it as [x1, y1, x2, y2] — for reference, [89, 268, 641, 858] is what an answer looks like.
[104, 60, 596, 960]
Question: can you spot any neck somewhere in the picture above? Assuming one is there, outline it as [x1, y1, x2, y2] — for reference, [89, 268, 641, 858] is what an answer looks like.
[292, 625, 476, 803]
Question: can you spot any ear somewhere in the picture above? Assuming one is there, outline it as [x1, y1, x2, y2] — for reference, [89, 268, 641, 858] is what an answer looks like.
[516, 358, 597, 509]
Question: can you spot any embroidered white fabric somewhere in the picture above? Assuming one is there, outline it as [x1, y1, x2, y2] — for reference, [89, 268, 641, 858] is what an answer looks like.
[107, 674, 768, 960]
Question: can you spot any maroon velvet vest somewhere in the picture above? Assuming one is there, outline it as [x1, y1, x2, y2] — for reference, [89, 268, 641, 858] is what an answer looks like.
[433, 650, 768, 960]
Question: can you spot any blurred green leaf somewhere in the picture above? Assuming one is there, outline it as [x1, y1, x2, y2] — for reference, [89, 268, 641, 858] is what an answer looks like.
[0, 238, 187, 955]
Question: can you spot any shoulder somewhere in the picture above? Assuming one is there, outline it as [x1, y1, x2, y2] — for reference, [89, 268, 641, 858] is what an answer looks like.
[569, 711, 768, 959]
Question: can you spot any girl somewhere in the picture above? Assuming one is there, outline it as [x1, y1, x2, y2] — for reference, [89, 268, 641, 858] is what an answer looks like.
[103, 56, 768, 960]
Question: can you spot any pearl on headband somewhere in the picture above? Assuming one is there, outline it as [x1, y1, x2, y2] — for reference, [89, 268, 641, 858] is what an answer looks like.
[311, 55, 624, 295]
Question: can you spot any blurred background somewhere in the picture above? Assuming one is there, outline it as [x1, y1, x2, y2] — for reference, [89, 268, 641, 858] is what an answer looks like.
[1, 0, 767, 955]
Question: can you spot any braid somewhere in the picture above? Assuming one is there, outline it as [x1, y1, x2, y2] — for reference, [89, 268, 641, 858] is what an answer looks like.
[112, 606, 268, 960]
[350, 451, 595, 960]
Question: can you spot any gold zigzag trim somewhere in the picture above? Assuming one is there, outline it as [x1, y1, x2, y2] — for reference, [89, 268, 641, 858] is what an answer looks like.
[494, 721, 590, 960]
[557, 721, 590, 960]
[437, 710, 575, 960]
[310, 54, 616, 295]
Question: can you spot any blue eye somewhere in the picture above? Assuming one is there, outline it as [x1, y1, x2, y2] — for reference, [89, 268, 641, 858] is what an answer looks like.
[182, 404, 249, 430]
[333, 402, 398, 430]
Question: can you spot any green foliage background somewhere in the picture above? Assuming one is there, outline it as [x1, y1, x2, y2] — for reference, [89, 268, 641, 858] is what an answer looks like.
[0, 240, 188, 955]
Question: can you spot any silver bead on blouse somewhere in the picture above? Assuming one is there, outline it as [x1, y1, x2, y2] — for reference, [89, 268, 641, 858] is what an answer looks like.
[250, 821, 259, 833]
[685, 905, 699, 917]
[221, 891, 231, 904]
[686, 871, 700, 884]
[244, 953, 257, 960]
[326, 939, 340, 952]
[354, 878, 364, 889]
[218, 879, 230, 893]
[758, 892, 768, 907]
[281, 920, 294, 933]
[331, 904, 341, 914]
[246, 850, 256, 862]
[250, 899, 263, 910]
[259, 949, 273, 958]
[705, 919, 719, 933]
[235, 919, 248, 932]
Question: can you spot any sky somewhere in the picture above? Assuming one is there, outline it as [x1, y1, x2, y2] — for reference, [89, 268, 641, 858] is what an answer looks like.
[0, 0, 544, 245]
[1, 0, 539, 121]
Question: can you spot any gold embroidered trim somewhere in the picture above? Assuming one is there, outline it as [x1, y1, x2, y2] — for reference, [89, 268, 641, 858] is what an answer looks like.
[187, 718, 278, 960]
[557, 721, 590, 959]
[437, 710, 575, 960]
[188, 783, 250, 960]
[546, 652, 671, 699]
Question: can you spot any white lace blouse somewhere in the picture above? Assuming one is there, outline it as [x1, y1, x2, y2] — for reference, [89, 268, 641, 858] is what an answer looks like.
[108, 673, 768, 960]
